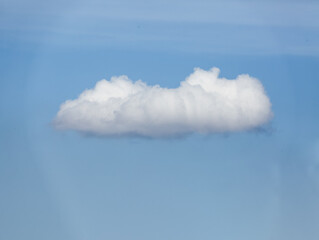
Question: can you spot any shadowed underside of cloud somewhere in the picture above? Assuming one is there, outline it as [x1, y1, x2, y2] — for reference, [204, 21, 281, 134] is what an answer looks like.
[53, 67, 273, 137]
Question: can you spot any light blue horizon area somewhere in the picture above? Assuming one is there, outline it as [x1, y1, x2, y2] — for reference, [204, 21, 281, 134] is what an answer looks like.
[1, 1, 319, 240]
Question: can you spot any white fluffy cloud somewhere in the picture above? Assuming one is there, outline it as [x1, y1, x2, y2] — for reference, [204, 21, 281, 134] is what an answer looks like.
[54, 67, 273, 137]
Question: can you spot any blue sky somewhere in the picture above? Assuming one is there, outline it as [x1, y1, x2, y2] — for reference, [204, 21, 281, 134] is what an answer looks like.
[1, 0, 319, 239]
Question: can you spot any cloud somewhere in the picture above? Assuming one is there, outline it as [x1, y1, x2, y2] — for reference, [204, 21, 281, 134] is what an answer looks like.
[53, 67, 273, 137]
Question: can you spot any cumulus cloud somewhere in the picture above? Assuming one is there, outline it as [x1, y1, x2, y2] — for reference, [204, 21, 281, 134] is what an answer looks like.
[53, 67, 273, 137]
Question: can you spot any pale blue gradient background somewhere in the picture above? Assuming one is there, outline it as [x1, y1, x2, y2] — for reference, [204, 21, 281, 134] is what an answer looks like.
[1, 0, 319, 239]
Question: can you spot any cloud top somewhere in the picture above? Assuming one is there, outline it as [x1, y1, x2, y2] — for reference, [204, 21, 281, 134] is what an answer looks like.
[54, 67, 273, 137]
